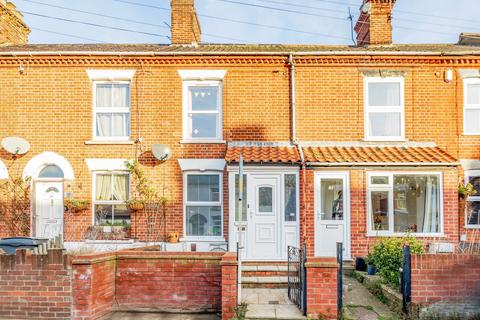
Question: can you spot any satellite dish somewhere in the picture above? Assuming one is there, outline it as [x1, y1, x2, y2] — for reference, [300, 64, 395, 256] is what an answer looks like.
[1, 137, 30, 155]
[152, 144, 172, 161]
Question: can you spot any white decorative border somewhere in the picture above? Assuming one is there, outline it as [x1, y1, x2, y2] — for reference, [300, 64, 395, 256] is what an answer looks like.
[178, 70, 227, 80]
[86, 70, 136, 81]
[178, 159, 226, 172]
[23, 152, 75, 180]
[85, 159, 131, 171]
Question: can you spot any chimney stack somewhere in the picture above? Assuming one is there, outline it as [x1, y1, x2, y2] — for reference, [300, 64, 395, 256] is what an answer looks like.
[0, 0, 30, 46]
[355, 0, 395, 47]
[170, 0, 201, 45]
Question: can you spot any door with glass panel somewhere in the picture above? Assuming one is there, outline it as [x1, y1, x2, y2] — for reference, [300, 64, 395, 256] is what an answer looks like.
[247, 175, 281, 260]
[315, 172, 350, 258]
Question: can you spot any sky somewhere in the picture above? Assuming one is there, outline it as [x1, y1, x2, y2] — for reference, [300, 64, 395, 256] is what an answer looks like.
[11, 0, 480, 45]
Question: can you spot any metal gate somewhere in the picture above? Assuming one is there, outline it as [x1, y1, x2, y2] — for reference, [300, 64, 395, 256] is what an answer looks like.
[287, 243, 306, 315]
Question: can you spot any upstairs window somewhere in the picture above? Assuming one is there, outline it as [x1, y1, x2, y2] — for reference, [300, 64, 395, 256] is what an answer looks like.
[183, 81, 222, 141]
[365, 77, 404, 141]
[94, 82, 131, 140]
[464, 78, 480, 134]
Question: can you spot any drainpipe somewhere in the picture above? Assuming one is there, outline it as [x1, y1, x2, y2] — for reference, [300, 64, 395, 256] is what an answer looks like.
[288, 53, 307, 244]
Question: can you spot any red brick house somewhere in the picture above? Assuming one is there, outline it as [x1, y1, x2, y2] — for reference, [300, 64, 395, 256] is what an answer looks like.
[0, 0, 479, 262]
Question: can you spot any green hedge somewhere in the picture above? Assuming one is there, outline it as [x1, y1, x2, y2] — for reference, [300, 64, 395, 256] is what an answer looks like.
[370, 236, 424, 287]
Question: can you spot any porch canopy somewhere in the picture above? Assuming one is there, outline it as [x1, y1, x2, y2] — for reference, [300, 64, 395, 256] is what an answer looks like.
[225, 142, 301, 164]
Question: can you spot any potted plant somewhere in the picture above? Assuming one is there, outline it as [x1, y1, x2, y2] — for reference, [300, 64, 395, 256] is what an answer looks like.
[168, 232, 179, 243]
[64, 199, 90, 213]
[366, 253, 377, 275]
[126, 199, 145, 211]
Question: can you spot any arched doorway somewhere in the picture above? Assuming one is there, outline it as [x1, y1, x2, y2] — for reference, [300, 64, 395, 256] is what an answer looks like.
[23, 152, 74, 239]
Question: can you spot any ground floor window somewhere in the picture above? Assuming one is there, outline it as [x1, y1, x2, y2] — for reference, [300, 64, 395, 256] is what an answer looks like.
[368, 172, 442, 235]
[93, 172, 130, 226]
[465, 171, 480, 227]
[184, 172, 222, 237]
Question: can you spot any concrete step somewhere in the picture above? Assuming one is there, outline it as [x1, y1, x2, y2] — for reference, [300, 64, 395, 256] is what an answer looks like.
[241, 276, 289, 289]
[241, 288, 293, 305]
[245, 303, 306, 320]
[242, 265, 293, 277]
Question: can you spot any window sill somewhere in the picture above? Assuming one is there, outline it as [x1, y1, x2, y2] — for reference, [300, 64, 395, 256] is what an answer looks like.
[362, 138, 408, 143]
[180, 236, 226, 242]
[84, 239, 135, 244]
[366, 232, 444, 238]
[465, 225, 480, 229]
[85, 140, 135, 145]
[180, 140, 226, 144]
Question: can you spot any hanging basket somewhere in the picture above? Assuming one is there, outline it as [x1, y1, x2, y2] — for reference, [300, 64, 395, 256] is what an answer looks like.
[127, 200, 145, 211]
[64, 199, 89, 213]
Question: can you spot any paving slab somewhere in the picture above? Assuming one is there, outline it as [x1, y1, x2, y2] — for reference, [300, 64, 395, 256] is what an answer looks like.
[104, 312, 219, 320]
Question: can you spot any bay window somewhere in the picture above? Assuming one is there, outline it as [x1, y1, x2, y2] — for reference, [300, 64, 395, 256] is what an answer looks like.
[463, 78, 480, 134]
[465, 171, 480, 228]
[365, 77, 404, 141]
[184, 173, 222, 237]
[94, 82, 131, 140]
[93, 172, 130, 226]
[368, 172, 442, 235]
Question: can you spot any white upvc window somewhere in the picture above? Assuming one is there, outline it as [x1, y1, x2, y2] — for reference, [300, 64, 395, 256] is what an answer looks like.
[463, 78, 480, 135]
[367, 172, 443, 236]
[182, 80, 223, 142]
[464, 170, 480, 228]
[364, 77, 405, 141]
[93, 81, 131, 140]
[93, 172, 130, 226]
[183, 172, 223, 238]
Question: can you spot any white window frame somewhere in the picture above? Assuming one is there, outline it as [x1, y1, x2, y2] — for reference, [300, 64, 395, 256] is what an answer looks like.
[92, 81, 131, 141]
[366, 172, 444, 237]
[92, 171, 130, 225]
[182, 80, 223, 143]
[464, 170, 480, 228]
[183, 171, 224, 241]
[463, 78, 480, 135]
[364, 77, 405, 141]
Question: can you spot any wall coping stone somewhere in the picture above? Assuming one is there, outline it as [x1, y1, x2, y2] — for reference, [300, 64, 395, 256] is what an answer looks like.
[305, 257, 338, 268]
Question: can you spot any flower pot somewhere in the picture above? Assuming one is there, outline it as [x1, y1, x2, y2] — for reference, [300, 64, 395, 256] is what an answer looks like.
[168, 232, 179, 243]
[367, 264, 377, 275]
[128, 201, 144, 211]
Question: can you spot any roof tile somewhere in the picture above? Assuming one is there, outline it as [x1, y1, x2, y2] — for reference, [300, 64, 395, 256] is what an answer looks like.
[225, 145, 300, 163]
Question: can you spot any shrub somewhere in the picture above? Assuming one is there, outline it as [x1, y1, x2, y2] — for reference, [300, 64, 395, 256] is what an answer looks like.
[370, 236, 424, 287]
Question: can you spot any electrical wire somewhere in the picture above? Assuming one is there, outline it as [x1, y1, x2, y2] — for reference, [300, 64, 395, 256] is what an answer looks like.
[31, 27, 107, 43]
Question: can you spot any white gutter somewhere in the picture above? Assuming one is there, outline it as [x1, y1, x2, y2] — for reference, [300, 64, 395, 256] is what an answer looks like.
[307, 162, 460, 167]
[0, 50, 479, 57]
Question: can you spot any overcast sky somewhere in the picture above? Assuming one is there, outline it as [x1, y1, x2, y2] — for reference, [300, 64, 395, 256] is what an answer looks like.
[12, 0, 480, 45]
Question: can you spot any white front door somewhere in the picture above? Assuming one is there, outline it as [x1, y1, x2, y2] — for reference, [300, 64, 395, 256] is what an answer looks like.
[314, 172, 350, 258]
[246, 174, 281, 260]
[35, 182, 64, 239]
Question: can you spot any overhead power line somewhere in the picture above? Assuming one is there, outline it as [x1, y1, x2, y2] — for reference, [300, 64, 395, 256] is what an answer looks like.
[32, 27, 107, 43]
[19, 0, 168, 28]
[21, 11, 170, 39]
[251, 0, 346, 15]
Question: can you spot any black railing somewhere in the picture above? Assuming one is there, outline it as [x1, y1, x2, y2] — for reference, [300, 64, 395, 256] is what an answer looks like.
[401, 244, 412, 315]
[337, 242, 343, 320]
[288, 243, 307, 315]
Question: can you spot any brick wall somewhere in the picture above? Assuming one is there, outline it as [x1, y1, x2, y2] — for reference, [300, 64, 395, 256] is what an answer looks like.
[0, 249, 72, 320]
[305, 257, 338, 320]
[411, 253, 480, 305]
[221, 252, 237, 320]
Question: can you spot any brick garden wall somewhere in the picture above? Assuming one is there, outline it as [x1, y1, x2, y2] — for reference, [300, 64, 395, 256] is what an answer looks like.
[0, 249, 72, 320]
[305, 257, 338, 320]
[411, 253, 480, 306]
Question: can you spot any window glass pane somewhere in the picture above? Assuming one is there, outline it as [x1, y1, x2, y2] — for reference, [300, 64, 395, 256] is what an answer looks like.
[467, 175, 480, 195]
[258, 186, 273, 212]
[465, 109, 480, 133]
[96, 174, 113, 200]
[96, 113, 112, 137]
[96, 84, 112, 108]
[467, 84, 480, 105]
[393, 175, 440, 233]
[186, 206, 221, 236]
[235, 174, 247, 222]
[369, 112, 401, 137]
[112, 175, 129, 201]
[187, 175, 220, 202]
[368, 82, 401, 106]
[320, 179, 343, 220]
[38, 165, 64, 178]
[95, 204, 113, 225]
[371, 191, 389, 231]
[371, 176, 389, 185]
[112, 84, 129, 108]
[111, 113, 130, 137]
[191, 114, 217, 138]
[285, 174, 297, 222]
[466, 201, 480, 226]
[113, 204, 131, 225]
[190, 86, 218, 111]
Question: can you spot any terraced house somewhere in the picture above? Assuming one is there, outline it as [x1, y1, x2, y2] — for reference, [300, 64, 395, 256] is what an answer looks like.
[1, 0, 480, 263]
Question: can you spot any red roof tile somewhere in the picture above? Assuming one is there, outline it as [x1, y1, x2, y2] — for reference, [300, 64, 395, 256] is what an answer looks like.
[302, 146, 458, 165]
[226, 145, 300, 164]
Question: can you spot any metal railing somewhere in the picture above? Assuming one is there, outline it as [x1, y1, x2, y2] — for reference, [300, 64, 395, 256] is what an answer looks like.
[287, 243, 307, 315]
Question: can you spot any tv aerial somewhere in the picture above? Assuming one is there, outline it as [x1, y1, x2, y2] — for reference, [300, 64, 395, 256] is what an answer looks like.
[1, 137, 30, 156]
[152, 144, 172, 161]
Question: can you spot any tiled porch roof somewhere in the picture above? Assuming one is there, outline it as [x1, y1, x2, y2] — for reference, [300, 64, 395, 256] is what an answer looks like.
[302, 144, 458, 166]
[225, 144, 301, 164]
